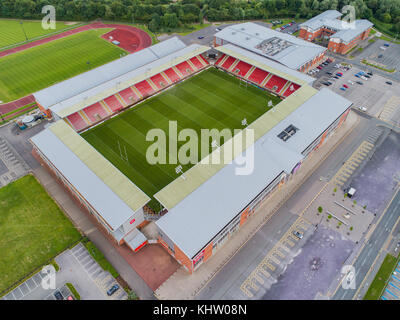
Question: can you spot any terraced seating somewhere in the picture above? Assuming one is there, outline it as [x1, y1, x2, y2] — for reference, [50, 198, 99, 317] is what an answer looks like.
[190, 56, 204, 70]
[119, 87, 139, 105]
[264, 75, 288, 93]
[232, 61, 252, 77]
[134, 80, 155, 98]
[150, 73, 168, 90]
[103, 95, 124, 112]
[66, 112, 88, 132]
[175, 61, 194, 77]
[215, 54, 226, 66]
[164, 68, 181, 83]
[197, 55, 209, 66]
[83, 103, 110, 123]
[221, 56, 236, 70]
[248, 68, 269, 85]
[282, 83, 301, 97]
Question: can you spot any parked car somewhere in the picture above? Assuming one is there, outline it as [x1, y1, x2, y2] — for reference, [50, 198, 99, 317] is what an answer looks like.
[356, 81, 364, 85]
[354, 74, 361, 78]
[361, 76, 368, 80]
[292, 230, 303, 239]
[337, 72, 343, 75]
[386, 81, 393, 85]
[326, 71, 333, 75]
[54, 291, 63, 300]
[333, 76, 339, 79]
[378, 54, 383, 58]
[107, 284, 120, 296]
[364, 74, 371, 78]
[343, 84, 349, 88]
[367, 71, 373, 76]
[197, 36, 204, 39]
[383, 43, 390, 47]
[336, 73, 343, 77]
[322, 82, 331, 86]
[317, 66, 323, 70]
[358, 106, 367, 112]
[340, 87, 346, 91]
[216, 27, 222, 31]
[348, 80, 354, 85]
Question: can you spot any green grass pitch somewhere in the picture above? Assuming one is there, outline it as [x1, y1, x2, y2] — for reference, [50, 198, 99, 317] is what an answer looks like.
[0, 175, 82, 294]
[81, 68, 282, 210]
[0, 28, 126, 102]
[0, 19, 74, 49]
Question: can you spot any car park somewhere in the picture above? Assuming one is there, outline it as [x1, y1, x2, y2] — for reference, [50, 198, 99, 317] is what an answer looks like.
[107, 284, 120, 296]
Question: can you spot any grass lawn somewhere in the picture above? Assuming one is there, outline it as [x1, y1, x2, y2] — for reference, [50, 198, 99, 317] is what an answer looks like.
[81, 68, 281, 210]
[176, 23, 212, 35]
[0, 19, 77, 49]
[0, 175, 82, 294]
[0, 28, 126, 102]
[364, 253, 400, 300]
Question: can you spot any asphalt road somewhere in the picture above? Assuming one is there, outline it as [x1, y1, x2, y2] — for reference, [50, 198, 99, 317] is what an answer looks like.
[333, 190, 400, 300]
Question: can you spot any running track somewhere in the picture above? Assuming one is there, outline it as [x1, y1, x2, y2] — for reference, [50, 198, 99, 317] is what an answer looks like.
[0, 22, 152, 115]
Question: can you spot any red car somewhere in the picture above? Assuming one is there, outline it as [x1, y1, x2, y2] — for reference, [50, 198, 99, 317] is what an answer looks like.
[343, 84, 349, 88]
[337, 72, 343, 75]
[317, 66, 323, 69]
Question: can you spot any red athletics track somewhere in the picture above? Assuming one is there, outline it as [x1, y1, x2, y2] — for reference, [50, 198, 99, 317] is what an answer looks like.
[0, 22, 152, 115]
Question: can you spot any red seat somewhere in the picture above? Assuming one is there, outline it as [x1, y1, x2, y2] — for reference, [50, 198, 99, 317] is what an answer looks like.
[164, 68, 181, 83]
[231, 61, 252, 77]
[189, 56, 204, 70]
[103, 95, 124, 112]
[83, 103, 109, 123]
[175, 61, 194, 77]
[150, 73, 168, 89]
[264, 75, 288, 92]
[221, 56, 236, 70]
[66, 112, 88, 132]
[134, 80, 155, 98]
[197, 55, 209, 66]
[282, 83, 301, 97]
[215, 54, 226, 66]
[248, 68, 269, 84]
[119, 87, 139, 105]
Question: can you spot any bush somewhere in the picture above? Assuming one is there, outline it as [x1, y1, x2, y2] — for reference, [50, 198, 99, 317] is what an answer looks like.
[318, 206, 323, 214]
[66, 283, 81, 300]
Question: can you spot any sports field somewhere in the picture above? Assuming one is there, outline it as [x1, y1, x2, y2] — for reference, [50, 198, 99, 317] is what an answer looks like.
[0, 28, 126, 102]
[0, 175, 82, 294]
[82, 68, 281, 210]
[0, 19, 74, 48]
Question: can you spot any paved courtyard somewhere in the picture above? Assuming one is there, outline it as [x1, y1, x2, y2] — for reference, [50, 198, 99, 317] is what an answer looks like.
[262, 226, 355, 300]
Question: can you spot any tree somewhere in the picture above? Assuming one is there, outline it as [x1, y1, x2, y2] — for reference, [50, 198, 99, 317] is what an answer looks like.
[163, 12, 179, 29]
[149, 13, 162, 32]
[318, 206, 323, 214]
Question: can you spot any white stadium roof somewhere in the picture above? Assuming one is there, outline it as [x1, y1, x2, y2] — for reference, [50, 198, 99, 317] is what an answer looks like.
[34, 37, 187, 111]
[214, 22, 326, 70]
[156, 88, 352, 259]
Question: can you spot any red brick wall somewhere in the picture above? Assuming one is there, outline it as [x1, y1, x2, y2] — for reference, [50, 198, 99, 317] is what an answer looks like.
[174, 244, 193, 273]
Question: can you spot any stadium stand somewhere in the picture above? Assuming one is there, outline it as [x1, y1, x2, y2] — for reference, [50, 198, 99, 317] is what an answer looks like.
[248, 67, 270, 85]
[220, 56, 237, 70]
[264, 75, 288, 93]
[282, 82, 301, 97]
[164, 68, 181, 83]
[103, 95, 124, 112]
[134, 80, 155, 98]
[119, 87, 140, 105]
[232, 61, 252, 77]
[175, 61, 194, 77]
[83, 102, 110, 123]
[189, 56, 204, 70]
[150, 73, 169, 89]
[66, 112, 88, 132]
[197, 55, 209, 66]
[215, 54, 227, 66]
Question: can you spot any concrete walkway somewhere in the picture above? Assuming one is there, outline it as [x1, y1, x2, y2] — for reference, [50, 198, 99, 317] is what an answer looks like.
[32, 166, 154, 300]
[155, 111, 359, 300]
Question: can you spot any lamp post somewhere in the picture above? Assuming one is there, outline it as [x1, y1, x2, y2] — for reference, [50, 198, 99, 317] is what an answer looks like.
[20, 21, 28, 42]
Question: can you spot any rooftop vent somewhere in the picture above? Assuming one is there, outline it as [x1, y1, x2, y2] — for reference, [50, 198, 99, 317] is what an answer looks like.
[277, 124, 298, 142]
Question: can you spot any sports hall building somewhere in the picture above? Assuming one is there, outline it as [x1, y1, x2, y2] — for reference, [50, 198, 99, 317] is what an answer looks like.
[298, 10, 373, 54]
[31, 36, 352, 272]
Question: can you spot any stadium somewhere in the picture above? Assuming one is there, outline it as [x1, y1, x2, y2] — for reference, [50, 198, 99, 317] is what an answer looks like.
[31, 25, 352, 273]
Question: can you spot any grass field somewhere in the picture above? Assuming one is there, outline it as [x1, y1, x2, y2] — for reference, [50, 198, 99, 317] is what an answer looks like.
[0, 28, 126, 102]
[82, 68, 281, 210]
[0, 19, 76, 48]
[364, 253, 400, 300]
[0, 175, 82, 294]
